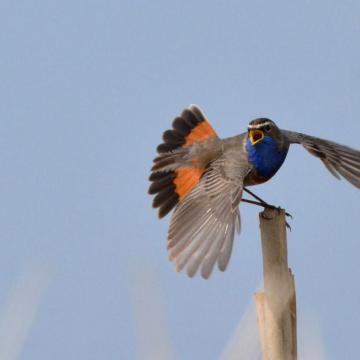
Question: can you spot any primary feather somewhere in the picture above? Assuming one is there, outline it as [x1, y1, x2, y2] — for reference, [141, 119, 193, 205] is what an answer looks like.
[283, 130, 360, 188]
[167, 155, 250, 278]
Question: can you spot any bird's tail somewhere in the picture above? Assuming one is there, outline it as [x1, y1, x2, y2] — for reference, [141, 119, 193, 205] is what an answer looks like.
[149, 105, 219, 218]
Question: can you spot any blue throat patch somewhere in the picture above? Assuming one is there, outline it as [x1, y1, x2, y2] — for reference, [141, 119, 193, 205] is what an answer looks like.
[246, 136, 288, 178]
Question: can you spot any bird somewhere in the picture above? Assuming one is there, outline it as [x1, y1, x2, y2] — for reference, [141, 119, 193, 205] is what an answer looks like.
[148, 105, 360, 279]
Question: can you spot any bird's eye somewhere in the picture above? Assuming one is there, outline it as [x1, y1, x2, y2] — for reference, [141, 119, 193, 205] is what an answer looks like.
[263, 124, 271, 132]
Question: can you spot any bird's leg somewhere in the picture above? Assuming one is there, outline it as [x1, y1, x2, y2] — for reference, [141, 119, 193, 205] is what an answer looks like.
[243, 188, 292, 217]
[241, 197, 289, 215]
[242, 188, 292, 230]
[243, 188, 271, 207]
[241, 198, 269, 207]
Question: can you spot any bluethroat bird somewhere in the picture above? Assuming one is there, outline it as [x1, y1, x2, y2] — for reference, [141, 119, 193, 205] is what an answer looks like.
[149, 105, 360, 279]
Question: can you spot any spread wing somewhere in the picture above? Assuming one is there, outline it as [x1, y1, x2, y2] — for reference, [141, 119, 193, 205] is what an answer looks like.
[167, 153, 251, 279]
[283, 130, 360, 188]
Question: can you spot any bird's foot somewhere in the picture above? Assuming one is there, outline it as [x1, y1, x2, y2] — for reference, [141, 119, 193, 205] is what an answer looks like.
[262, 204, 292, 231]
[241, 199, 292, 230]
[242, 187, 292, 229]
[263, 204, 292, 219]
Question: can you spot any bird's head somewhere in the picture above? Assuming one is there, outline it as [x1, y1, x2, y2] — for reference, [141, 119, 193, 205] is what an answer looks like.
[247, 118, 281, 145]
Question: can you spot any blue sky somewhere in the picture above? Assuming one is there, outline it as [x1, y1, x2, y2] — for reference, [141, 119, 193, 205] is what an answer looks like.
[0, 0, 360, 359]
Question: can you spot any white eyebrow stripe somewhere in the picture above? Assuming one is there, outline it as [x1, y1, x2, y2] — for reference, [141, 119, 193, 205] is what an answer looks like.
[247, 121, 273, 129]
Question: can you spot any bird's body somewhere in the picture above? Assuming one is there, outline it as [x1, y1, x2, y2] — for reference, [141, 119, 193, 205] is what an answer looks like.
[149, 105, 360, 278]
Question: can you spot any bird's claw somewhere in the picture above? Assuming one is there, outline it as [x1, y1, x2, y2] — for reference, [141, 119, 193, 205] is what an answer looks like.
[264, 205, 292, 230]
[265, 204, 292, 217]
[241, 195, 293, 231]
[285, 221, 292, 231]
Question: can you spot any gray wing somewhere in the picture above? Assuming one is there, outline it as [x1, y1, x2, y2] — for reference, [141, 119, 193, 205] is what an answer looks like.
[167, 154, 251, 279]
[283, 130, 360, 188]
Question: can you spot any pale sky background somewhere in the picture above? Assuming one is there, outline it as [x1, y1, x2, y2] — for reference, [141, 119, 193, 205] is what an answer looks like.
[1, 1, 360, 359]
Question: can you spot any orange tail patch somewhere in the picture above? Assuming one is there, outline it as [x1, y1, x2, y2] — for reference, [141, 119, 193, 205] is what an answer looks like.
[174, 166, 204, 200]
[184, 121, 217, 146]
[156, 105, 218, 153]
[149, 105, 216, 218]
[149, 164, 204, 218]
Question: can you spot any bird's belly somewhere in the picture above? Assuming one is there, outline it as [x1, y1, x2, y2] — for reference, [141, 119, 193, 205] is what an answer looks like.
[244, 169, 277, 186]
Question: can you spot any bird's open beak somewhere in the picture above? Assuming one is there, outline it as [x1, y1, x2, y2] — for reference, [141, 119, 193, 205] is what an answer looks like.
[249, 129, 264, 145]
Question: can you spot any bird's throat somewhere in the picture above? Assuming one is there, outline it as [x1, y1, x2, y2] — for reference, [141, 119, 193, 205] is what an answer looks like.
[246, 137, 288, 180]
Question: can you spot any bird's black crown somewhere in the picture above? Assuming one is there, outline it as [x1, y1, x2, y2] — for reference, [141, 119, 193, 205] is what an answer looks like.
[248, 118, 275, 129]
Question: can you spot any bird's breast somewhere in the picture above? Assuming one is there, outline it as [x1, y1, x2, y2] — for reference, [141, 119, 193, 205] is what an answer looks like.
[245, 137, 288, 185]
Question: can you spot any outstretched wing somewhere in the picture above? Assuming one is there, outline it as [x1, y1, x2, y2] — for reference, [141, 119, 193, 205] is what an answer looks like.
[283, 130, 360, 188]
[167, 153, 251, 279]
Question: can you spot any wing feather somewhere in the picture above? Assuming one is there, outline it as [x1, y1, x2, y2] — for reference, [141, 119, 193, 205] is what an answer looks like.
[283, 130, 360, 189]
[217, 221, 236, 272]
[186, 219, 221, 278]
[167, 154, 250, 278]
[201, 221, 231, 278]
[175, 216, 217, 273]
